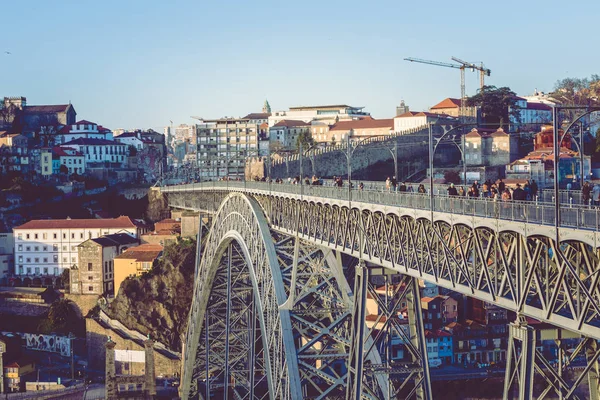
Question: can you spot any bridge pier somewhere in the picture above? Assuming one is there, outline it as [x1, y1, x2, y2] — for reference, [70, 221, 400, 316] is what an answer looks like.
[346, 265, 432, 400]
[503, 316, 536, 400]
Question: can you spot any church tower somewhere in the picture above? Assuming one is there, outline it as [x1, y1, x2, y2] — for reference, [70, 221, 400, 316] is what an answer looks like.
[262, 99, 271, 114]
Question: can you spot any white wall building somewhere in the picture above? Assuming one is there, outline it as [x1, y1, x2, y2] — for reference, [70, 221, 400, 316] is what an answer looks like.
[267, 104, 370, 127]
[114, 131, 145, 150]
[13, 216, 138, 284]
[53, 147, 86, 175]
[394, 111, 454, 133]
[56, 120, 113, 144]
[269, 120, 310, 150]
[60, 138, 127, 166]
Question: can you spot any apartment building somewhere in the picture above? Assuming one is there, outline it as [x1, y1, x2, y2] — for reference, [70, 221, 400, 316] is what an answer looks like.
[195, 117, 259, 179]
[113, 244, 163, 294]
[71, 233, 140, 296]
[13, 216, 138, 286]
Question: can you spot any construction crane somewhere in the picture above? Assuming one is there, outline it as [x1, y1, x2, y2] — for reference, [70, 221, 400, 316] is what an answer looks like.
[404, 57, 491, 120]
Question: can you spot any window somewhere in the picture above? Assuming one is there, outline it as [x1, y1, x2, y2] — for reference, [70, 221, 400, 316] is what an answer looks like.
[53, 244, 58, 251]
[43, 246, 47, 251]
[53, 233, 57, 239]
[34, 246, 39, 251]
[80, 233, 84, 239]
[88, 276, 93, 280]
[71, 246, 77, 251]
[53, 255, 58, 262]
[63, 233, 66, 239]
[34, 258, 39, 263]
[34, 234, 38, 239]
[71, 233, 75, 239]
[17, 234, 22, 240]
[18, 256, 23, 262]
[88, 263, 93, 271]
[26, 234, 30, 239]
[62, 246, 67, 251]
[43, 258, 48, 263]
[88, 286, 94, 292]
[63, 257, 68, 263]
[43, 267, 48, 274]
[26, 258, 31, 263]
[72, 257, 76, 263]
[26, 267, 32, 274]
[18, 245, 22, 251]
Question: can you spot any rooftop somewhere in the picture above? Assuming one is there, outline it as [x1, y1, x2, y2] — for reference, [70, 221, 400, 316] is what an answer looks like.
[23, 104, 71, 113]
[329, 118, 394, 131]
[430, 98, 462, 110]
[243, 113, 271, 120]
[62, 138, 122, 146]
[15, 216, 136, 230]
[272, 120, 311, 128]
[89, 233, 139, 247]
[115, 244, 163, 262]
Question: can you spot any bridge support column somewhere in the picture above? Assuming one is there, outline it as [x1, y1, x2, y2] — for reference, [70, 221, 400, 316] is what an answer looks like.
[587, 339, 600, 400]
[346, 260, 368, 400]
[503, 316, 535, 400]
[406, 276, 433, 400]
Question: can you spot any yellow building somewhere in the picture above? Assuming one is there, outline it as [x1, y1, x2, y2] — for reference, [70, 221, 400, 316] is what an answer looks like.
[4, 357, 36, 392]
[113, 244, 163, 295]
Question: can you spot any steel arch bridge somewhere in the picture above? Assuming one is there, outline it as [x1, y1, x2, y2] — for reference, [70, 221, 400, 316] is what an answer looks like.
[162, 182, 600, 400]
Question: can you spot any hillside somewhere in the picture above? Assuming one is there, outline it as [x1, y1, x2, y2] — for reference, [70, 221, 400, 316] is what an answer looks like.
[105, 238, 196, 352]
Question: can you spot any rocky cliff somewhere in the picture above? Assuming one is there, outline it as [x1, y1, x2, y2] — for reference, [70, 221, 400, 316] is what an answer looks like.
[105, 238, 196, 352]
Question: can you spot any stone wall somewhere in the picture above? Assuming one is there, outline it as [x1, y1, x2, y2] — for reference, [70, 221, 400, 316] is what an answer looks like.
[86, 318, 180, 377]
[180, 212, 200, 238]
[64, 293, 99, 316]
[270, 135, 430, 179]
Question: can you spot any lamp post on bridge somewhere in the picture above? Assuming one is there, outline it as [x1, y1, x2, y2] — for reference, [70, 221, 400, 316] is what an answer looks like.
[552, 105, 600, 233]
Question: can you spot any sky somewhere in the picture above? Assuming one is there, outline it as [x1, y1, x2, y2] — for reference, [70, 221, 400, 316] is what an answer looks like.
[1, 0, 599, 131]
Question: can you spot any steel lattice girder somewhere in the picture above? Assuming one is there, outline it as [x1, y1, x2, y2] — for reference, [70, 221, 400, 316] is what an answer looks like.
[181, 193, 389, 400]
[246, 194, 600, 340]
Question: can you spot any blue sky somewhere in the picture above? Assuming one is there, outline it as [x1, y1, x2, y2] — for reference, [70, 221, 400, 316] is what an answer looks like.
[1, 0, 599, 131]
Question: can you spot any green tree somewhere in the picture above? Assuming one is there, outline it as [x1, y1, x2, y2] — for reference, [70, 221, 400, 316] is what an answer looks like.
[550, 75, 600, 106]
[444, 170, 461, 184]
[466, 85, 521, 129]
[39, 299, 83, 335]
[296, 130, 316, 150]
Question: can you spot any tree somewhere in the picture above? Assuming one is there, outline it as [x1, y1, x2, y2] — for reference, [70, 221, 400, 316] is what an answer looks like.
[550, 75, 600, 106]
[59, 164, 68, 175]
[444, 170, 461, 184]
[40, 299, 83, 335]
[466, 85, 521, 129]
[296, 130, 316, 150]
[60, 269, 70, 291]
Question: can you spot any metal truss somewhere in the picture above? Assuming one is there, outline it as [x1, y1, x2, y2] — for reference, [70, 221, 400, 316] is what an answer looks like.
[504, 316, 600, 400]
[347, 267, 432, 400]
[166, 186, 600, 399]
[257, 194, 600, 340]
[181, 193, 389, 399]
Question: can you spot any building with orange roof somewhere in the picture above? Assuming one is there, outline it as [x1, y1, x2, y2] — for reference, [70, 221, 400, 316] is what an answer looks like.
[269, 120, 311, 150]
[13, 216, 138, 286]
[113, 244, 163, 294]
[141, 218, 181, 247]
[429, 98, 477, 119]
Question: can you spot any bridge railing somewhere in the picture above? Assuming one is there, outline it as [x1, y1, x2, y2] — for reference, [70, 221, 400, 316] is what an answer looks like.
[163, 181, 600, 231]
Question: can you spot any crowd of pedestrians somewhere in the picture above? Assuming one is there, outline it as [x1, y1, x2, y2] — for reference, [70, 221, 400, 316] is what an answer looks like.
[445, 179, 538, 203]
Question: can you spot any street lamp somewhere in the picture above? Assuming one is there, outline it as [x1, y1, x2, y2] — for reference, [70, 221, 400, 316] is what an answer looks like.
[552, 105, 600, 232]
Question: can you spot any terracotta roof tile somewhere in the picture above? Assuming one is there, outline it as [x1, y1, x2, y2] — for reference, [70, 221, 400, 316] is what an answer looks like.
[430, 98, 462, 110]
[273, 120, 311, 128]
[115, 244, 163, 262]
[15, 216, 136, 230]
[329, 118, 394, 132]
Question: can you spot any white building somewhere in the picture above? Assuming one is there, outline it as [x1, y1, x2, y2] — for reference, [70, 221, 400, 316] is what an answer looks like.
[174, 124, 196, 143]
[60, 138, 127, 167]
[509, 97, 553, 132]
[53, 147, 86, 175]
[114, 131, 145, 150]
[394, 111, 455, 133]
[269, 120, 310, 151]
[56, 120, 113, 144]
[13, 216, 138, 285]
[268, 104, 370, 127]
